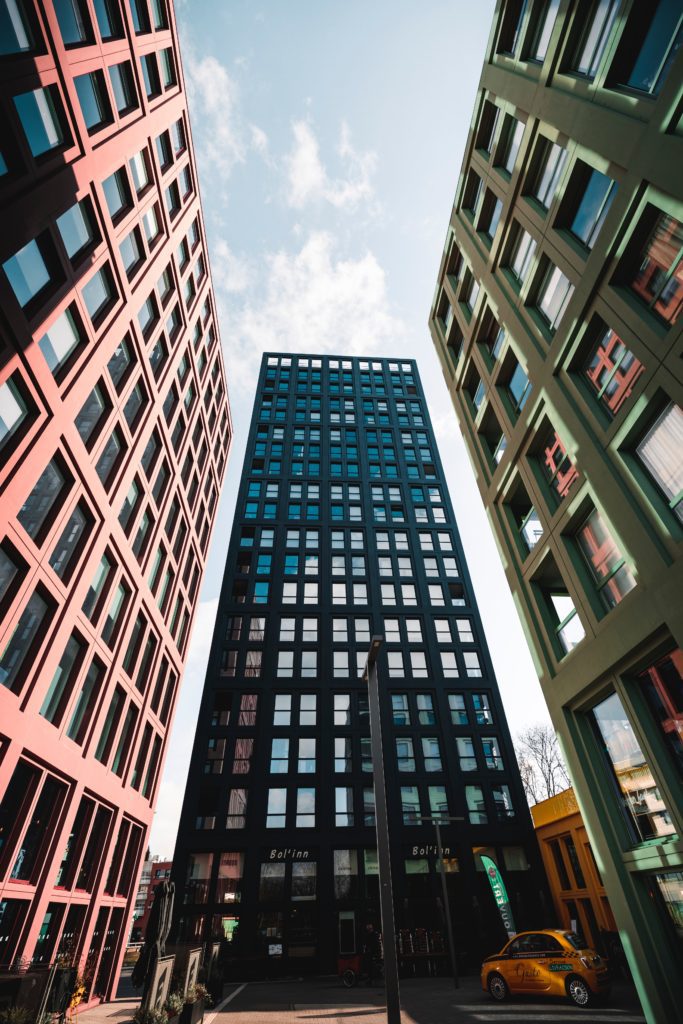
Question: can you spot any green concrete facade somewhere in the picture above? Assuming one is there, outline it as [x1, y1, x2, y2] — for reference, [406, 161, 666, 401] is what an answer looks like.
[428, 3, 683, 1022]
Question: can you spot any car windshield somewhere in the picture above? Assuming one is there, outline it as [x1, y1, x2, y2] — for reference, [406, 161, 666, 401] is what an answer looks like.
[564, 931, 585, 949]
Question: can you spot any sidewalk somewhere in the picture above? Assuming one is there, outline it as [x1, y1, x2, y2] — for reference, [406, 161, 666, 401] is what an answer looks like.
[78, 973, 645, 1024]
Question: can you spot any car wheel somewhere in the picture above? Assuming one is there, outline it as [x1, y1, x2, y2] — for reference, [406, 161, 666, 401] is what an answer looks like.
[566, 976, 592, 1007]
[341, 968, 357, 988]
[488, 972, 509, 1001]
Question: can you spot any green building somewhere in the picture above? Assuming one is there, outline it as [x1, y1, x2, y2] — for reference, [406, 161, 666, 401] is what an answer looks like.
[428, 2, 683, 1021]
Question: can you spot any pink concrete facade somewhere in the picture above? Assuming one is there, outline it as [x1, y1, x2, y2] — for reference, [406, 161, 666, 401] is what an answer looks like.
[0, 0, 231, 1004]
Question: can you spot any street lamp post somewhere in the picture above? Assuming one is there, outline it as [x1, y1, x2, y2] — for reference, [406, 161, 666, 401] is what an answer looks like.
[364, 635, 401, 1024]
[416, 813, 464, 990]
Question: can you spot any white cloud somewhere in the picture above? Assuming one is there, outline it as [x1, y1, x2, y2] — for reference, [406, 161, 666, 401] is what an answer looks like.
[184, 54, 268, 182]
[149, 598, 219, 859]
[285, 120, 377, 210]
[211, 238, 252, 294]
[215, 231, 405, 389]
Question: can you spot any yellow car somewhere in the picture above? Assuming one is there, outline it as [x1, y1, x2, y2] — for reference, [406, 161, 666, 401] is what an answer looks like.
[481, 929, 610, 1008]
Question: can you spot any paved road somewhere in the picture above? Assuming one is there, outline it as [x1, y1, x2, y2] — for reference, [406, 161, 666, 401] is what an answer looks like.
[207, 975, 646, 1024]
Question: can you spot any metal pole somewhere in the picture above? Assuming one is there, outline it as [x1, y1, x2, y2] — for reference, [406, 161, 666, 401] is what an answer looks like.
[365, 638, 401, 1024]
[434, 819, 459, 989]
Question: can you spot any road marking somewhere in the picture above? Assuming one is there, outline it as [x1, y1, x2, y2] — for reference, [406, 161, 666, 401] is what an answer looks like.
[467, 1016, 644, 1023]
[204, 982, 247, 1022]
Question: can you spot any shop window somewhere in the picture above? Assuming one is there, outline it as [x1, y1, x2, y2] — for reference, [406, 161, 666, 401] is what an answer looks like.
[259, 862, 285, 900]
[591, 691, 676, 842]
[574, 507, 636, 610]
[10, 773, 67, 882]
[566, 0, 619, 79]
[582, 324, 644, 416]
[607, 1, 683, 96]
[633, 402, 683, 523]
[14, 86, 69, 157]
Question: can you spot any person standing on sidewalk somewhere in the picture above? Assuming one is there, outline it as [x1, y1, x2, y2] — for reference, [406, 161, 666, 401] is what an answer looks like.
[361, 923, 381, 985]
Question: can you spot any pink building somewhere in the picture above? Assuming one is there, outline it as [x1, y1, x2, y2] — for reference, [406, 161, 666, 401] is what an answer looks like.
[0, 0, 231, 1006]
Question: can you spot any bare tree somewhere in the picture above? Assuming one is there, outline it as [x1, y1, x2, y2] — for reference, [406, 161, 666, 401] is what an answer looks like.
[515, 723, 571, 805]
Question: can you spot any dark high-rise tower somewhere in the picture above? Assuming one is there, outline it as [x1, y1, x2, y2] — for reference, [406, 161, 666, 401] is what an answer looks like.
[172, 352, 543, 973]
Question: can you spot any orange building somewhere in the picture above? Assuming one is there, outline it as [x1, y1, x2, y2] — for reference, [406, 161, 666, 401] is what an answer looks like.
[531, 788, 618, 956]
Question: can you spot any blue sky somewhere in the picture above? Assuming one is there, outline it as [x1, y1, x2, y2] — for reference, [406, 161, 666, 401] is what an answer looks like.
[149, 0, 551, 856]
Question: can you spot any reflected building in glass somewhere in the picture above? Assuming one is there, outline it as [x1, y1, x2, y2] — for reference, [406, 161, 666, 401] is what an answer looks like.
[0, 0, 231, 1005]
[428, 2, 683, 1021]
[171, 352, 545, 974]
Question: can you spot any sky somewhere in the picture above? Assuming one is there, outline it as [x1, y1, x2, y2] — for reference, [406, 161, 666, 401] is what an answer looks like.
[149, 0, 552, 858]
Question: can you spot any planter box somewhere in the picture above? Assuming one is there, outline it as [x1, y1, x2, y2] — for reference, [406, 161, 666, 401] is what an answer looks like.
[180, 998, 205, 1024]
[168, 1015, 181, 1024]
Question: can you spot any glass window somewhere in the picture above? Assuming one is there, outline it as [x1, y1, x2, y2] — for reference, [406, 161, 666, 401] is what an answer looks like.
[56, 200, 97, 261]
[549, 590, 586, 653]
[449, 693, 468, 725]
[396, 785, 419, 825]
[568, 167, 616, 248]
[129, 0, 149, 34]
[396, 737, 415, 772]
[109, 61, 137, 116]
[509, 226, 537, 283]
[537, 264, 574, 330]
[13, 87, 67, 157]
[160, 47, 175, 87]
[499, 116, 524, 174]
[82, 266, 114, 322]
[102, 167, 130, 220]
[473, 693, 493, 725]
[457, 737, 477, 771]
[422, 737, 442, 772]
[592, 691, 675, 842]
[296, 787, 315, 827]
[610, 0, 683, 96]
[570, 0, 619, 78]
[529, 0, 561, 62]
[94, 0, 122, 39]
[130, 150, 149, 193]
[74, 71, 111, 132]
[530, 139, 567, 209]
[540, 428, 580, 501]
[49, 503, 90, 579]
[583, 326, 644, 416]
[1, 0, 35, 53]
[0, 589, 50, 693]
[466, 785, 487, 824]
[3, 238, 52, 308]
[576, 508, 636, 610]
[0, 376, 30, 451]
[18, 458, 68, 539]
[492, 784, 515, 820]
[635, 403, 683, 522]
[628, 210, 683, 325]
[140, 53, 160, 98]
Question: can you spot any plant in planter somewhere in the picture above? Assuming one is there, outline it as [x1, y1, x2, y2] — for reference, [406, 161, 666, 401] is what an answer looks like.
[193, 984, 213, 1008]
[132, 1007, 169, 1024]
[164, 991, 184, 1021]
[180, 986, 207, 1024]
[0, 1010, 33, 1024]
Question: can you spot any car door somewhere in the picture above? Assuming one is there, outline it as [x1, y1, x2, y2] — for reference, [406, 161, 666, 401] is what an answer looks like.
[528, 933, 566, 991]
[505, 935, 535, 993]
